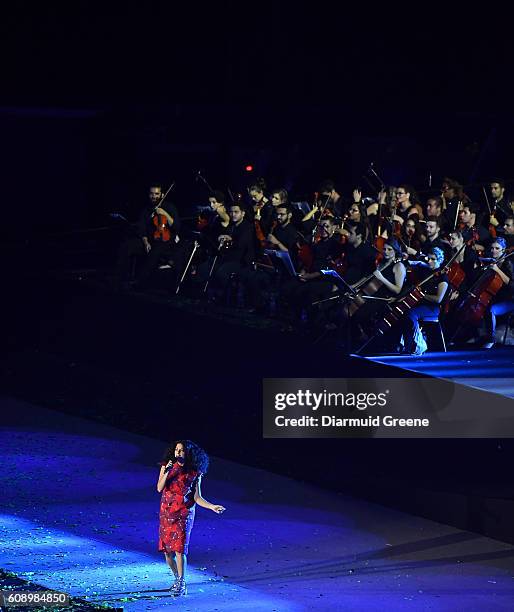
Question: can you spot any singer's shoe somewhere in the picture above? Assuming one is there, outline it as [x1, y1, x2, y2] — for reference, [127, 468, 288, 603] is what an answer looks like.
[171, 577, 187, 597]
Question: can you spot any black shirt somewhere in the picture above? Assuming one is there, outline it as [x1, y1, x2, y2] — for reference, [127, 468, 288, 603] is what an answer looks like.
[221, 219, 256, 266]
[344, 241, 377, 284]
[310, 236, 344, 274]
[272, 223, 300, 268]
[418, 268, 449, 304]
[423, 236, 452, 263]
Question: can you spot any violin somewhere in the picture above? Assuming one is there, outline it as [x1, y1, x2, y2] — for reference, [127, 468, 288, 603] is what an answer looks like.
[254, 215, 267, 246]
[151, 181, 176, 242]
[253, 197, 270, 247]
[260, 220, 280, 251]
[153, 210, 173, 242]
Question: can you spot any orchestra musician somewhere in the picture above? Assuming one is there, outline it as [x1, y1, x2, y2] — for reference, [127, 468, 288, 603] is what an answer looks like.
[210, 202, 256, 295]
[243, 204, 299, 314]
[421, 216, 452, 262]
[249, 179, 274, 239]
[458, 202, 490, 250]
[399, 247, 449, 356]
[502, 216, 514, 249]
[488, 179, 511, 228]
[282, 216, 343, 326]
[350, 238, 407, 345]
[135, 184, 183, 291]
[481, 238, 514, 349]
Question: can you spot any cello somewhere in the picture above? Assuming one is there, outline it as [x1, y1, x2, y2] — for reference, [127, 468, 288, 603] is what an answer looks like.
[342, 255, 403, 318]
[455, 248, 514, 327]
[372, 245, 464, 337]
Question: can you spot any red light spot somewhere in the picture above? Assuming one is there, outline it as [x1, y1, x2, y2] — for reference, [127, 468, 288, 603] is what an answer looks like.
[245, 164, 253, 172]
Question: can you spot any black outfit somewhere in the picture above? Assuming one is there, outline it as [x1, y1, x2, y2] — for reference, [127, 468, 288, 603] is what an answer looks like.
[491, 197, 511, 225]
[282, 236, 344, 323]
[244, 223, 300, 311]
[115, 200, 181, 287]
[422, 236, 452, 263]
[352, 261, 405, 325]
[484, 259, 514, 342]
[461, 224, 490, 248]
[442, 197, 462, 231]
[344, 242, 377, 285]
[256, 203, 276, 238]
[136, 201, 184, 289]
[213, 219, 256, 290]
[400, 269, 449, 355]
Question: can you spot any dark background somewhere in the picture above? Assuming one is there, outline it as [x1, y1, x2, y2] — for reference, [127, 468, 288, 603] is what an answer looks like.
[2, 4, 514, 542]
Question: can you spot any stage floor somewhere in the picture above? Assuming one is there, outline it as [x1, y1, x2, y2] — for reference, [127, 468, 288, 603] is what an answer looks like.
[2, 397, 514, 611]
[360, 348, 514, 400]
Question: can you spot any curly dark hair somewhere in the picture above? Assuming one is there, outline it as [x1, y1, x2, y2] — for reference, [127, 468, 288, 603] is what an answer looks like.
[161, 440, 209, 474]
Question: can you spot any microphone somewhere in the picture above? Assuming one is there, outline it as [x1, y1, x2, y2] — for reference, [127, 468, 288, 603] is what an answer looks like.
[164, 459, 175, 473]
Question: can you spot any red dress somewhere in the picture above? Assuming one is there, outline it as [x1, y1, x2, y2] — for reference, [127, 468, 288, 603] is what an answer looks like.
[158, 463, 200, 555]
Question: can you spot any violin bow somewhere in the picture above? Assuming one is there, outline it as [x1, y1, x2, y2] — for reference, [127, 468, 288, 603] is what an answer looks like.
[152, 181, 176, 214]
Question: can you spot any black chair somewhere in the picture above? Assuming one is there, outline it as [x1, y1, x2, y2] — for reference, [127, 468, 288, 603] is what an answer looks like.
[419, 314, 447, 352]
[501, 312, 514, 345]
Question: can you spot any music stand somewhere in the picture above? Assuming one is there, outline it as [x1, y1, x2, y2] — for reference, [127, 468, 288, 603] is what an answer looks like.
[263, 249, 297, 277]
[311, 269, 358, 353]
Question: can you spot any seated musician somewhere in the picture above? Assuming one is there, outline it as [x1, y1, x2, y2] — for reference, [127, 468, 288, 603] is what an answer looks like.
[270, 188, 289, 210]
[300, 180, 345, 235]
[488, 179, 511, 228]
[420, 216, 452, 262]
[115, 184, 180, 288]
[441, 177, 470, 228]
[243, 204, 299, 313]
[350, 239, 407, 344]
[211, 202, 256, 294]
[202, 190, 230, 254]
[395, 184, 423, 224]
[399, 247, 448, 356]
[459, 202, 490, 251]
[344, 222, 377, 284]
[400, 216, 423, 258]
[249, 178, 274, 238]
[448, 230, 479, 286]
[282, 216, 343, 325]
[482, 238, 514, 349]
[130, 184, 184, 291]
[501, 216, 514, 250]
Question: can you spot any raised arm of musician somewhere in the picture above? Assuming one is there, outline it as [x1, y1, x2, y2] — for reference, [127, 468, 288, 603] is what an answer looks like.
[302, 203, 319, 222]
[491, 264, 511, 286]
[155, 207, 174, 226]
[142, 236, 152, 253]
[373, 262, 406, 295]
[217, 208, 230, 227]
[267, 233, 288, 252]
